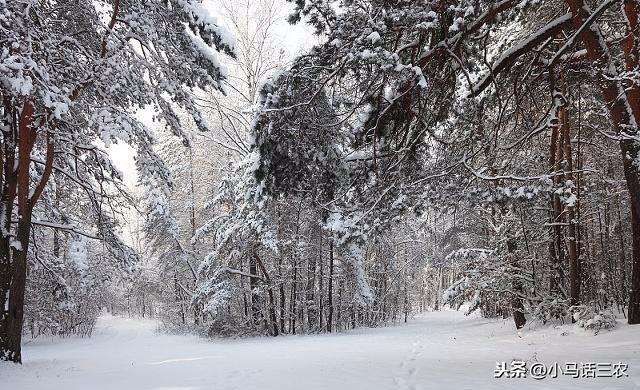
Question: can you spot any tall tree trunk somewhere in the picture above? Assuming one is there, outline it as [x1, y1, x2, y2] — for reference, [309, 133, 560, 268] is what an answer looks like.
[0, 97, 19, 362]
[560, 75, 580, 309]
[253, 249, 279, 336]
[318, 230, 324, 330]
[0, 140, 16, 361]
[621, 0, 640, 324]
[306, 239, 317, 331]
[289, 256, 297, 334]
[187, 146, 200, 325]
[565, 0, 640, 324]
[1, 97, 53, 363]
[277, 255, 286, 334]
[508, 239, 527, 330]
[628, 204, 640, 323]
[327, 237, 334, 333]
[249, 249, 262, 329]
[289, 199, 303, 334]
[548, 81, 565, 297]
[4, 214, 32, 363]
[240, 257, 248, 318]
[174, 273, 185, 325]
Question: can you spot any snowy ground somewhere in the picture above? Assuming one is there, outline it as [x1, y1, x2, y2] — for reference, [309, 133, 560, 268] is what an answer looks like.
[2, 310, 639, 390]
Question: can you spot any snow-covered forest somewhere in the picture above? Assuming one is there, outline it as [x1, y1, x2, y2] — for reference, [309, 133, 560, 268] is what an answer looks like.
[1, 0, 640, 388]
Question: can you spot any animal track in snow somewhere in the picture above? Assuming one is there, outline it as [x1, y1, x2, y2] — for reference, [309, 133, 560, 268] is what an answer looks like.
[396, 336, 424, 390]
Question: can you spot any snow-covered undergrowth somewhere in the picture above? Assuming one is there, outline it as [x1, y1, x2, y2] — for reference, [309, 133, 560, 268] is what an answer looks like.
[2, 310, 639, 390]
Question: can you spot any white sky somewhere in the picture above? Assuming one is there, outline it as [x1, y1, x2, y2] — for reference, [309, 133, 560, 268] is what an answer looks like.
[108, 0, 316, 190]
[106, 0, 316, 243]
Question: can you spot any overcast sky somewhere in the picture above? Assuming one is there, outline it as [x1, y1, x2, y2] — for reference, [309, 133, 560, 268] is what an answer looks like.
[105, 0, 317, 243]
[107, 0, 316, 192]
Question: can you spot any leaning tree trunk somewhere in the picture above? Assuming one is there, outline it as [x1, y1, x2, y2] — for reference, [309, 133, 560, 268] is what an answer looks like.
[253, 249, 279, 336]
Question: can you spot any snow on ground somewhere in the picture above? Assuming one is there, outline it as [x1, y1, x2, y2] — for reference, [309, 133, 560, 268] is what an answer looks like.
[2, 310, 639, 390]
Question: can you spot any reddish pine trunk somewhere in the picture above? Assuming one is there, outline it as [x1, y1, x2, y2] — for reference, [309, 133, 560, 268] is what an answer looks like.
[622, 0, 640, 325]
[564, 0, 640, 324]
[1, 97, 53, 362]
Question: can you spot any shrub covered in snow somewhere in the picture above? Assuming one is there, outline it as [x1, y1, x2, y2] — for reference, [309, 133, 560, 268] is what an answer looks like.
[572, 306, 617, 335]
[530, 298, 570, 324]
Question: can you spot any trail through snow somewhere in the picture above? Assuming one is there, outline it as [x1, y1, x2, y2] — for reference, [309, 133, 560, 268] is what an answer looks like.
[2, 310, 639, 389]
